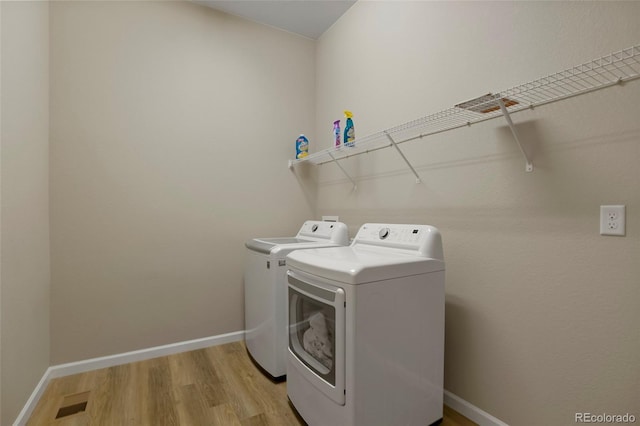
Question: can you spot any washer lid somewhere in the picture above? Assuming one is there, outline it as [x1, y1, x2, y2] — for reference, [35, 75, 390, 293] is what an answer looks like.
[286, 245, 444, 285]
[246, 221, 349, 255]
[245, 237, 342, 256]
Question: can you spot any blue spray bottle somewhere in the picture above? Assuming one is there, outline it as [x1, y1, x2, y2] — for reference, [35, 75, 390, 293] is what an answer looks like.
[343, 110, 355, 147]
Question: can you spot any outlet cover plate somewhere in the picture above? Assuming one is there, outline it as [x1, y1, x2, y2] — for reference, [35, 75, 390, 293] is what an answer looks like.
[600, 205, 626, 236]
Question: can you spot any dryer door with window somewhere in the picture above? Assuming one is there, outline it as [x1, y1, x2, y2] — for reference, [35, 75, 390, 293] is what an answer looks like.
[287, 270, 345, 405]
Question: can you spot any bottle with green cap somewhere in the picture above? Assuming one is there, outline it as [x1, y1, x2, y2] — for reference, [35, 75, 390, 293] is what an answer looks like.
[343, 110, 355, 147]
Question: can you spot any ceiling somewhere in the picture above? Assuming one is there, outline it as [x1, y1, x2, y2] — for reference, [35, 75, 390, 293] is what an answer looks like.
[194, 0, 357, 39]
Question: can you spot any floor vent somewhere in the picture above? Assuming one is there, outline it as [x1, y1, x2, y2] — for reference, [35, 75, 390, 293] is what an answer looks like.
[55, 391, 90, 419]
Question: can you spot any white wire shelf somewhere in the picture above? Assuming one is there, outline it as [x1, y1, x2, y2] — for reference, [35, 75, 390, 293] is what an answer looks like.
[289, 44, 640, 182]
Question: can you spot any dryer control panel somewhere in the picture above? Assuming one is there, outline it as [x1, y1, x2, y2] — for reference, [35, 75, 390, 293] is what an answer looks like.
[353, 223, 443, 260]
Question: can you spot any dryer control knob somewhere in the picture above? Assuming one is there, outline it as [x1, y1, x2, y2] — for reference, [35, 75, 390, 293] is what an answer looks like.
[379, 227, 390, 239]
[312, 224, 318, 232]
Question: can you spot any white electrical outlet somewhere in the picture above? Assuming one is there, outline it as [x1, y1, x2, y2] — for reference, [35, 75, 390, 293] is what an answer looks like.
[600, 205, 626, 236]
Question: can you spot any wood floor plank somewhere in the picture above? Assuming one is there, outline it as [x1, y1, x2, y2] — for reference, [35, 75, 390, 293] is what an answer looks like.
[91, 364, 128, 424]
[147, 362, 180, 426]
[187, 349, 228, 407]
[27, 341, 477, 426]
[209, 402, 243, 426]
[174, 383, 213, 425]
[240, 412, 269, 426]
[204, 344, 264, 421]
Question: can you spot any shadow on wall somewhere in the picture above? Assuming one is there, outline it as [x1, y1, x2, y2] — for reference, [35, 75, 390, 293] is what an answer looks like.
[444, 296, 477, 395]
[443, 295, 525, 426]
[290, 161, 319, 212]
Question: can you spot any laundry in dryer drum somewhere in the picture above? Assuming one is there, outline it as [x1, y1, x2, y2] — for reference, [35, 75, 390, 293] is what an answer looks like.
[303, 312, 333, 370]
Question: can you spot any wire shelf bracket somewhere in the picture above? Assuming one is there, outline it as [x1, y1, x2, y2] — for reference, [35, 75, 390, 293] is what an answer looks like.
[328, 151, 357, 190]
[384, 131, 422, 183]
[454, 93, 534, 172]
[497, 97, 533, 172]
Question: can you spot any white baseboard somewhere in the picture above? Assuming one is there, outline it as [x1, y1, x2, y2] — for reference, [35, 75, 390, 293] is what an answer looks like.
[13, 330, 245, 426]
[444, 389, 509, 426]
[46, 330, 245, 379]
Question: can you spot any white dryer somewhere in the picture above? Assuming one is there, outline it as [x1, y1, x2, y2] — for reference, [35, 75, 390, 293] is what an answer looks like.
[244, 220, 349, 379]
[286, 223, 445, 426]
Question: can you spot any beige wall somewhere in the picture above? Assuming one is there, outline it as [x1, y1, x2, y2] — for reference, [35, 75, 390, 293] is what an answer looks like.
[314, 2, 640, 425]
[0, 1, 51, 424]
[49, 1, 315, 364]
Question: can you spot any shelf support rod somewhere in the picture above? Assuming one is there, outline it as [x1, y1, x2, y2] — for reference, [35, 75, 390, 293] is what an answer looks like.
[496, 98, 534, 172]
[384, 131, 421, 183]
[327, 151, 357, 190]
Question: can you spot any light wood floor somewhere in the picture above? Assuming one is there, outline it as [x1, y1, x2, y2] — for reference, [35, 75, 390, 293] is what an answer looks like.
[27, 341, 476, 426]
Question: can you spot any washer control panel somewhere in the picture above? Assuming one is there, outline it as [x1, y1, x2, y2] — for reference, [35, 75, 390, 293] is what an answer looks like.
[297, 221, 349, 245]
[353, 223, 443, 260]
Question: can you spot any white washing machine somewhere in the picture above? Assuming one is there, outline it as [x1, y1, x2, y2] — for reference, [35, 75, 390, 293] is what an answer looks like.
[286, 223, 445, 426]
[244, 220, 349, 380]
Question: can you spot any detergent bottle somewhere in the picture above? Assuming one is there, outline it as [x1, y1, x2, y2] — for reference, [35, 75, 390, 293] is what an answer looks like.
[296, 134, 309, 159]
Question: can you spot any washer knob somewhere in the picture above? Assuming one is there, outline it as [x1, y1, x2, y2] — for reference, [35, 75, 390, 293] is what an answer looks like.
[379, 227, 390, 239]
[312, 224, 318, 232]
